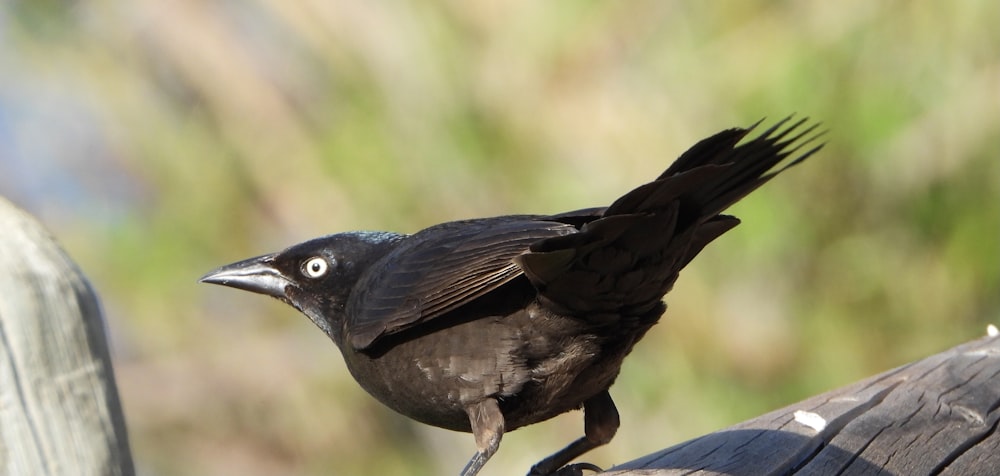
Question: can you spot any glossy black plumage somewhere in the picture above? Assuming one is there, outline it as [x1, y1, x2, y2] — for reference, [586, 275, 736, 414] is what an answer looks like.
[200, 117, 823, 476]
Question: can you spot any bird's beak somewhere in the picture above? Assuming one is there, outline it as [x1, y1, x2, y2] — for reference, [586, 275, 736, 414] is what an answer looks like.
[199, 254, 291, 299]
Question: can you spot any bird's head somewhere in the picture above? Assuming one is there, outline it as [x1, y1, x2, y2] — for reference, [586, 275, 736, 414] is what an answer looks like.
[200, 231, 403, 345]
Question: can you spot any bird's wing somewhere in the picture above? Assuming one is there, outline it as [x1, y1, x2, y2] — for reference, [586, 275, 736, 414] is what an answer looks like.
[347, 217, 581, 349]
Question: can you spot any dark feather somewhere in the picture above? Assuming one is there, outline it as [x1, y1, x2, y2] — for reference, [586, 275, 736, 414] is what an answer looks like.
[347, 217, 579, 349]
[516, 117, 822, 320]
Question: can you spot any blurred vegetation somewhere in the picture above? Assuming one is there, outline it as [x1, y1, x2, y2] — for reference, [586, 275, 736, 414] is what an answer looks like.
[2, 1, 998, 475]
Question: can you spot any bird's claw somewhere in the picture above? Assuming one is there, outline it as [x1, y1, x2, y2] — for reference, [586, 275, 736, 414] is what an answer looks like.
[528, 462, 603, 476]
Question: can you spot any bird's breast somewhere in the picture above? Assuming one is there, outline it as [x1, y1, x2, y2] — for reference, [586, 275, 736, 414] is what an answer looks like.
[339, 303, 642, 433]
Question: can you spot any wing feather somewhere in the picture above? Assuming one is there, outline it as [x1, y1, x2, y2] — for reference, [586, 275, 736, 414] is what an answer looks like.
[347, 217, 580, 349]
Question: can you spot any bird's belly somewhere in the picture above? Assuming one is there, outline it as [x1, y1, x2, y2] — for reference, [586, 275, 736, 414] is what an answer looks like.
[340, 306, 627, 433]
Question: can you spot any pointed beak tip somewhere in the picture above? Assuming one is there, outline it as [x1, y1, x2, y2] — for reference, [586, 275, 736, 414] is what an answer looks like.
[197, 272, 222, 285]
[198, 265, 233, 285]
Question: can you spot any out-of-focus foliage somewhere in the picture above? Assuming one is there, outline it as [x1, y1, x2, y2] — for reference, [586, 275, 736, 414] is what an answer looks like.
[2, 1, 998, 475]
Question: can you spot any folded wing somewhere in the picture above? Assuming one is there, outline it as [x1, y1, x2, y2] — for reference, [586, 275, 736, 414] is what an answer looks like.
[347, 217, 584, 349]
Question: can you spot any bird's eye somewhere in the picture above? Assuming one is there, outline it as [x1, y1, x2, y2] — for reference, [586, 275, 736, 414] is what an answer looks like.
[302, 257, 329, 278]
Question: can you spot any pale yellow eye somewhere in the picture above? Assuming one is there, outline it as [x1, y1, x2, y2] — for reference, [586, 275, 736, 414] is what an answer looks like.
[302, 257, 328, 278]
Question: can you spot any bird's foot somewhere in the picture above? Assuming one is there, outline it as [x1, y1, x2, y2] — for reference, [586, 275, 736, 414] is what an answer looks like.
[528, 462, 603, 476]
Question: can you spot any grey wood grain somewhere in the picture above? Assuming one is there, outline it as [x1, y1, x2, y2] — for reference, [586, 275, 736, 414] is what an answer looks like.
[0, 197, 134, 476]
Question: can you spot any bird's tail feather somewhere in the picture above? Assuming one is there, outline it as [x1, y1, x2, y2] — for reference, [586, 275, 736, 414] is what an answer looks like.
[517, 117, 823, 320]
[609, 116, 823, 219]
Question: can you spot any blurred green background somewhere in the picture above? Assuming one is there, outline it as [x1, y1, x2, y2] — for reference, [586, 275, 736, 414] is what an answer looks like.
[2, 1, 998, 475]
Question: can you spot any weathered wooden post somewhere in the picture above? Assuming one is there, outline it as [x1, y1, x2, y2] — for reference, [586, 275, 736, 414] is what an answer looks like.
[0, 197, 134, 476]
[603, 334, 1000, 474]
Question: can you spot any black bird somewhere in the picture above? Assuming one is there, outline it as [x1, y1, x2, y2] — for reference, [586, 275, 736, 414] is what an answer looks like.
[200, 117, 822, 476]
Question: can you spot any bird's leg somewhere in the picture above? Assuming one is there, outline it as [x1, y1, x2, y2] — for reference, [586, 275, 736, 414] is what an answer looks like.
[461, 398, 505, 476]
[528, 389, 620, 476]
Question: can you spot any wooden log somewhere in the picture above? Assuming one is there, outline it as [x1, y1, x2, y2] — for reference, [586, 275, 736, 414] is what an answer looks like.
[603, 334, 1000, 475]
[0, 197, 135, 476]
